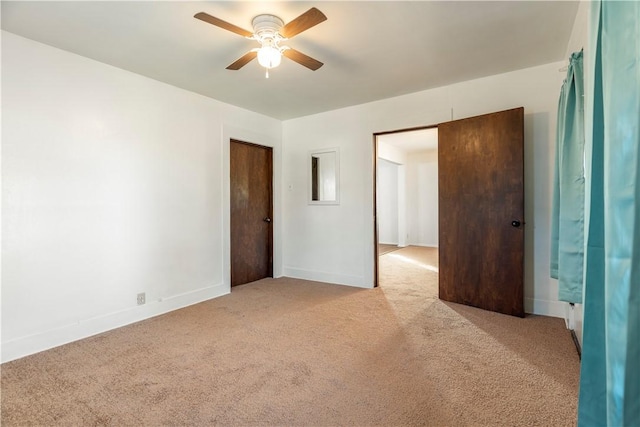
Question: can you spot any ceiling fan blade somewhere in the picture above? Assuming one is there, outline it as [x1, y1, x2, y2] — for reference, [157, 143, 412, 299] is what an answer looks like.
[283, 48, 323, 71]
[279, 7, 327, 39]
[194, 12, 253, 38]
[226, 51, 258, 70]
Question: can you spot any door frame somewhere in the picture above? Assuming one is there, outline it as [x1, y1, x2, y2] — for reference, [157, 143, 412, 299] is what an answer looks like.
[222, 125, 280, 291]
[373, 124, 438, 287]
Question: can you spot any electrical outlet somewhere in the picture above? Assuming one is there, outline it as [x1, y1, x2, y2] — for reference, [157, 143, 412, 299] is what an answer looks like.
[137, 292, 146, 305]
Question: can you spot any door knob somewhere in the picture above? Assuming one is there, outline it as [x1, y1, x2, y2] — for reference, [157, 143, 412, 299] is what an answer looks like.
[511, 220, 521, 228]
[263, 217, 271, 223]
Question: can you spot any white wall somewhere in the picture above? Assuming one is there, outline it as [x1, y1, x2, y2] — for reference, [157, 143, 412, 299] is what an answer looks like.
[397, 165, 407, 248]
[282, 62, 566, 318]
[377, 159, 399, 245]
[565, 0, 589, 58]
[1, 32, 282, 362]
[406, 149, 438, 247]
[377, 139, 408, 247]
[377, 140, 407, 165]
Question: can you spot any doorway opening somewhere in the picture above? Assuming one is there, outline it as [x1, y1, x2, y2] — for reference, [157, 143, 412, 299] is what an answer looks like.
[373, 126, 439, 288]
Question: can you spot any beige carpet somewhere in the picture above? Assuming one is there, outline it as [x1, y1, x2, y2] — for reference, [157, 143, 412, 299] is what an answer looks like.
[1, 246, 580, 426]
[378, 243, 400, 256]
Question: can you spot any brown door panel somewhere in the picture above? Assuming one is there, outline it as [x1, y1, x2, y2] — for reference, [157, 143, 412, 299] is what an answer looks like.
[230, 140, 273, 287]
[438, 108, 524, 317]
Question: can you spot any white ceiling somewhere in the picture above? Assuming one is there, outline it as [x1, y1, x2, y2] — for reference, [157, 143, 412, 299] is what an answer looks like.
[379, 127, 438, 154]
[1, 1, 579, 120]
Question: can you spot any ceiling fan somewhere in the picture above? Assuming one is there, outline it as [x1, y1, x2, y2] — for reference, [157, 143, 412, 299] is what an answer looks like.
[194, 7, 327, 78]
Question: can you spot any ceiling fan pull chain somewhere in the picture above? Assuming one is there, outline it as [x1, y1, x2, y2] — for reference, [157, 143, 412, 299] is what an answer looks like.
[265, 69, 269, 79]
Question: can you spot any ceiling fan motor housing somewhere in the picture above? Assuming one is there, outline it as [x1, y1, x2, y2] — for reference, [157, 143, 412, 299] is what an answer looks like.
[252, 14, 285, 40]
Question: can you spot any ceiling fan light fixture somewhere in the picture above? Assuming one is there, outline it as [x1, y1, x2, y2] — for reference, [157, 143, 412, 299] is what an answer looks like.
[257, 45, 282, 69]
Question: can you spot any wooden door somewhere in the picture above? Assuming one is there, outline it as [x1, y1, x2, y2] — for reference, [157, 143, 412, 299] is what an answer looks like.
[438, 107, 524, 317]
[230, 140, 273, 287]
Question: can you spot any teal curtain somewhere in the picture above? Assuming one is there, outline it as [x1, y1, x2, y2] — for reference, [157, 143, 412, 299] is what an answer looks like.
[578, 1, 640, 426]
[551, 50, 585, 303]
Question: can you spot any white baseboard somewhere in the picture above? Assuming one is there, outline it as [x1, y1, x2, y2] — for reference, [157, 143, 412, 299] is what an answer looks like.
[410, 243, 438, 248]
[283, 267, 370, 289]
[1, 283, 229, 363]
[525, 297, 566, 318]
